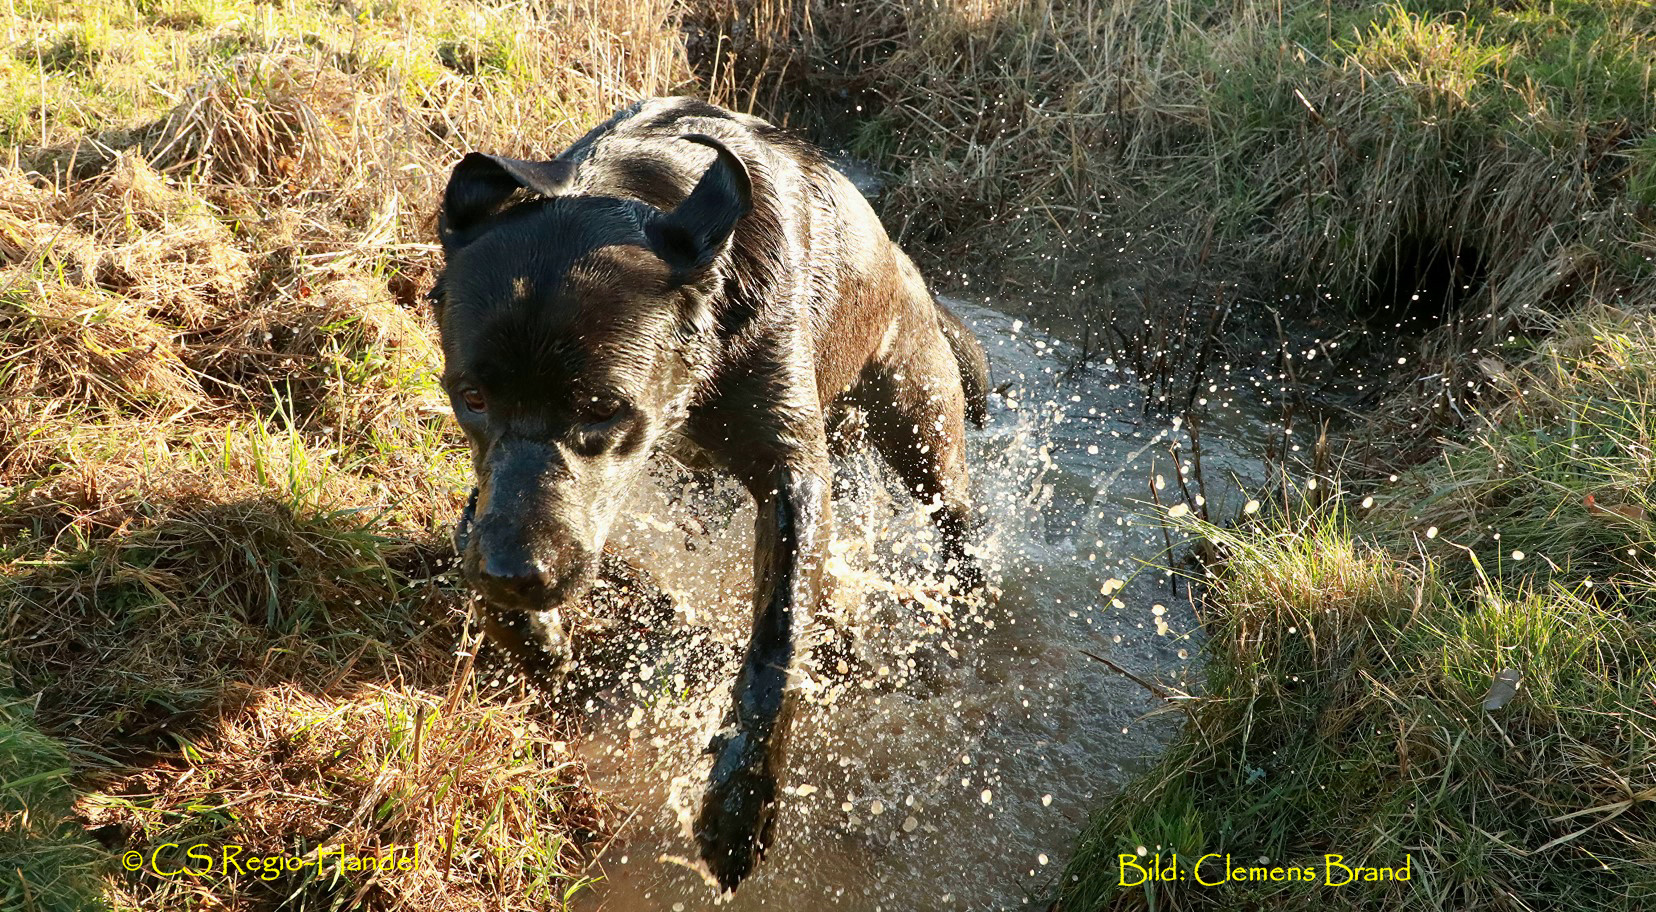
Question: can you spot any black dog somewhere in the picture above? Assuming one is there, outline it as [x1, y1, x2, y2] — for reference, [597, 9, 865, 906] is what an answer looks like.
[432, 97, 989, 889]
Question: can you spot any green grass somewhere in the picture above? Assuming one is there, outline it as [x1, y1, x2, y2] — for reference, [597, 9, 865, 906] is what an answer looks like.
[1, 696, 110, 912]
[1372, 307, 1656, 594]
[1058, 309, 1656, 911]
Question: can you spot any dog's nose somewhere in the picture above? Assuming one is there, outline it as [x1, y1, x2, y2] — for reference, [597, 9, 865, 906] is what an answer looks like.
[475, 558, 556, 607]
[470, 537, 597, 609]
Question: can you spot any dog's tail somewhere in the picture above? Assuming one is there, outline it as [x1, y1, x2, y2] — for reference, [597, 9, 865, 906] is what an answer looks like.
[936, 301, 990, 429]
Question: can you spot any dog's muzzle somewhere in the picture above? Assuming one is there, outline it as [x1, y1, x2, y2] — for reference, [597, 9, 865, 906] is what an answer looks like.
[454, 489, 598, 611]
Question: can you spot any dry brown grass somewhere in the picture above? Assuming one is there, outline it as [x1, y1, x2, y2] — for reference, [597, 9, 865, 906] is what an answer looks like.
[84, 683, 607, 910]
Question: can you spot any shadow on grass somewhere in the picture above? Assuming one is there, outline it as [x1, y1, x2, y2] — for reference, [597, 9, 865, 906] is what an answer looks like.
[4, 494, 455, 754]
[1, 489, 611, 910]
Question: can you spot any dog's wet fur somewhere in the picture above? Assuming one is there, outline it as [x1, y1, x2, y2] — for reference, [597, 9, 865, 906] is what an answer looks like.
[432, 97, 989, 890]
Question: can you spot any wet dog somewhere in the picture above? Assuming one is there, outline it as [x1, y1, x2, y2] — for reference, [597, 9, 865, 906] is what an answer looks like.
[432, 97, 989, 890]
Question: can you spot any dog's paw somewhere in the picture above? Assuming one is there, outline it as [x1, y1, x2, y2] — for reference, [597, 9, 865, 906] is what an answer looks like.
[694, 731, 778, 892]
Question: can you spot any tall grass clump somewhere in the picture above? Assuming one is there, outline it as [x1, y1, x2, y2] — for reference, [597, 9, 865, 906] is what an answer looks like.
[1373, 307, 1656, 595]
[1058, 306, 1656, 910]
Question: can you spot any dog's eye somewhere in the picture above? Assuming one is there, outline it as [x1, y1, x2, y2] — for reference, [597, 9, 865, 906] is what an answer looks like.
[580, 395, 623, 423]
[459, 388, 487, 413]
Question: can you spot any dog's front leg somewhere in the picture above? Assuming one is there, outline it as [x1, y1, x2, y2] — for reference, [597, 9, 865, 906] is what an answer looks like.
[695, 461, 829, 890]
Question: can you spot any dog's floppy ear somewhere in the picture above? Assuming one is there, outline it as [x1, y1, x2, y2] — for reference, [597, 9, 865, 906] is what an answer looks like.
[440, 152, 576, 249]
[646, 134, 753, 273]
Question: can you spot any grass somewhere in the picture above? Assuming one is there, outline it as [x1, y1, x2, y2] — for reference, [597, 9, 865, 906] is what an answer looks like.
[1058, 309, 1656, 910]
[2, 696, 107, 912]
[1371, 306, 1656, 594]
[758, 0, 1656, 295]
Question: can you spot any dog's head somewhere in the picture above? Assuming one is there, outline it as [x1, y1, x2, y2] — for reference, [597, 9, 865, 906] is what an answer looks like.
[433, 135, 751, 613]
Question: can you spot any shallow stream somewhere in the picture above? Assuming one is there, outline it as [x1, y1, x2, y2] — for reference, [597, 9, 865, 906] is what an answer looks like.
[568, 300, 1277, 911]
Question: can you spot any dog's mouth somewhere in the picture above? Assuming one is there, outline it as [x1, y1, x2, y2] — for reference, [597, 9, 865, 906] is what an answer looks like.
[452, 488, 600, 612]
[452, 487, 479, 555]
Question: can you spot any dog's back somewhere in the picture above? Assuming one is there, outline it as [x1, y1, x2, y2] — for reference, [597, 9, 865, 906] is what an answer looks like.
[552, 97, 988, 427]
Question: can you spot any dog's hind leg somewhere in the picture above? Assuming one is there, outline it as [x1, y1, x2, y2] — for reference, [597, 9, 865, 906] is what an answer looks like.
[860, 314, 984, 592]
[935, 300, 991, 430]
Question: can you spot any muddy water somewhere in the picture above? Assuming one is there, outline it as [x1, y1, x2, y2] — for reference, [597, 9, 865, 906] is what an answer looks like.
[569, 301, 1274, 911]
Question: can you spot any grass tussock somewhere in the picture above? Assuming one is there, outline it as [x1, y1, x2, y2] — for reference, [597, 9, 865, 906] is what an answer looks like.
[1372, 307, 1656, 594]
[1059, 308, 1656, 910]
[84, 684, 605, 910]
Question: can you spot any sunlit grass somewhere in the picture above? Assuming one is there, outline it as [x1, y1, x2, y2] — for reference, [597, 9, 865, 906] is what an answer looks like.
[1374, 308, 1656, 594]
[1060, 310, 1656, 910]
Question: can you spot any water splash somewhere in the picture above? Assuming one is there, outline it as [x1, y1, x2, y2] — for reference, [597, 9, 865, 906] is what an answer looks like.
[570, 301, 1273, 910]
